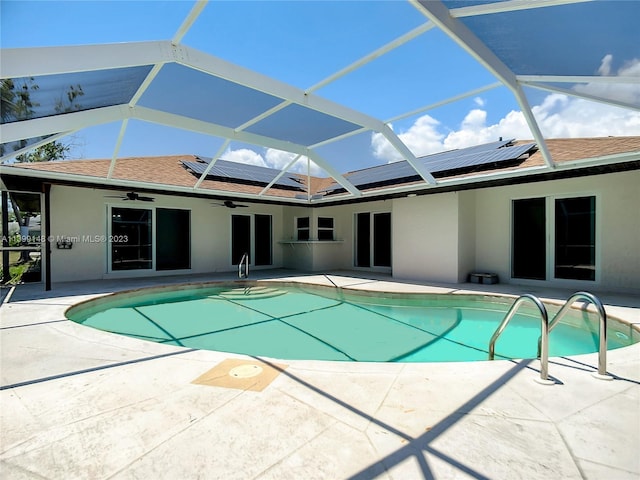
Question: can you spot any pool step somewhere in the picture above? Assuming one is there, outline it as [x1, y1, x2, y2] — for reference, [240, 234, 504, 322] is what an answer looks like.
[217, 286, 288, 300]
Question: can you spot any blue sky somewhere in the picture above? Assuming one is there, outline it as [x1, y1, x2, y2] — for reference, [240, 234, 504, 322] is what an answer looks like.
[2, 0, 639, 174]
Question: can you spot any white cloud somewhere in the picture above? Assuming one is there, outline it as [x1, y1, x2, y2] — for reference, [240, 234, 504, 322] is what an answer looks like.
[597, 54, 614, 76]
[371, 56, 640, 162]
[473, 96, 486, 107]
[264, 149, 322, 176]
[220, 147, 322, 176]
[372, 115, 445, 162]
[221, 148, 266, 167]
[575, 55, 640, 105]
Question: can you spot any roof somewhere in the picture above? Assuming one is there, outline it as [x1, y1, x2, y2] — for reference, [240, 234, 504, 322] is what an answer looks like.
[1, 1, 639, 203]
[5, 136, 639, 204]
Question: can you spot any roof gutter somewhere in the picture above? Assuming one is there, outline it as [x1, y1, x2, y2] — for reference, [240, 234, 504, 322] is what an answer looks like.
[0, 165, 311, 205]
[2, 149, 638, 207]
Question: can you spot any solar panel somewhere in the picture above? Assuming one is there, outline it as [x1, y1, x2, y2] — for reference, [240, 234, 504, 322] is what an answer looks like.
[423, 143, 536, 172]
[322, 140, 536, 193]
[182, 158, 304, 190]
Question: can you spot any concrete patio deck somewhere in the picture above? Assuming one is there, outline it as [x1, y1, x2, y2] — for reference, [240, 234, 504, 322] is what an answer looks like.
[1, 271, 638, 479]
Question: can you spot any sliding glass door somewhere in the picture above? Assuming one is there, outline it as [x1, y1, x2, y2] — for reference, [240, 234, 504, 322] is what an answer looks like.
[355, 212, 391, 269]
[512, 198, 546, 280]
[111, 208, 152, 270]
[554, 196, 596, 281]
[231, 214, 272, 266]
[111, 206, 190, 272]
[512, 195, 597, 282]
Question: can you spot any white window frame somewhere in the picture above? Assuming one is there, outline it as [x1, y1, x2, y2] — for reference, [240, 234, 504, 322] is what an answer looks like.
[317, 216, 335, 241]
[352, 210, 392, 272]
[510, 192, 600, 286]
[230, 213, 273, 268]
[106, 204, 192, 276]
[106, 204, 155, 275]
[295, 216, 310, 241]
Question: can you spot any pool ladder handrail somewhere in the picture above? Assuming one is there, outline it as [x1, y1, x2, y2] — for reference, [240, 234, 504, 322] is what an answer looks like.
[541, 291, 608, 379]
[488, 294, 551, 381]
[489, 291, 609, 383]
[238, 252, 249, 278]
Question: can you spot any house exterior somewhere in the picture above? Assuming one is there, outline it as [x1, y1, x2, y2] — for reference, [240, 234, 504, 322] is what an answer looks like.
[1, 137, 639, 293]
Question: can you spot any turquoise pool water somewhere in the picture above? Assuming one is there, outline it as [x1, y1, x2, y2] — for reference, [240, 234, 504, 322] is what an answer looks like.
[66, 283, 637, 362]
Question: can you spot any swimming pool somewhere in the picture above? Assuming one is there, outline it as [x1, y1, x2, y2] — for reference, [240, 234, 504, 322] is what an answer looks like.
[66, 282, 638, 362]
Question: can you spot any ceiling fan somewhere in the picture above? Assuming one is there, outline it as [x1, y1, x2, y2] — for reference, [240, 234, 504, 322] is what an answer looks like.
[212, 200, 249, 209]
[105, 191, 155, 202]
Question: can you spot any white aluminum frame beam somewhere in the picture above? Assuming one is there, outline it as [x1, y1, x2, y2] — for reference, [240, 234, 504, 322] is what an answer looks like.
[259, 154, 302, 196]
[451, 0, 594, 18]
[108, 0, 207, 178]
[521, 81, 640, 112]
[107, 119, 129, 178]
[0, 164, 311, 204]
[305, 21, 435, 94]
[410, 0, 555, 169]
[172, 0, 208, 45]
[517, 75, 640, 85]
[173, 44, 435, 176]
[0, 105, 131, 144]
[308, 127, 370, 149]
[0, 41, 173, 78]
[0, 131, 74, 163]
[380, 125, 436, 184]
[306, 150, 361, 197]
[133, 106, 308, 158]
[386, 81, 502, 124]
[132, 106, 362, 196]
[2, 39, 432, 189]
[193, 139, 230, 189]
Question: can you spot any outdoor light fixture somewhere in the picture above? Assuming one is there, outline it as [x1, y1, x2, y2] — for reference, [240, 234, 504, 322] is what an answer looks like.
[56, 238, 73, 249]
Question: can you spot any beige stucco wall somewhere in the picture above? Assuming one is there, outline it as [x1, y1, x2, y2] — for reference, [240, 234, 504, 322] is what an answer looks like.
[457, 190, 477, 283]
[474, 169, 640, 292]
[392, 192, 460, 283]
[48, 186, 285, 282]
[48, 186, 106, 282]
[280, 203, 378, 272]
[44, 169, 639, 291]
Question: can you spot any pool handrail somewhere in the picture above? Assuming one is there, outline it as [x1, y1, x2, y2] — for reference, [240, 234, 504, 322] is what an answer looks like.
[238, 252, 249, 278]
[488, 294, 551, 381]
[541, 291, 608, 378]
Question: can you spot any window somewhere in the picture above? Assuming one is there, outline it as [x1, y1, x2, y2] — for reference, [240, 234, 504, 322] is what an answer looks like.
[512, 195, 596, 282]
[296, 217, 310, 241]
[111, 207, 152, 270]
[317, 217, 334, 241]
